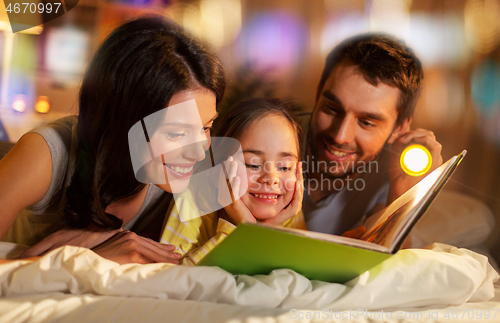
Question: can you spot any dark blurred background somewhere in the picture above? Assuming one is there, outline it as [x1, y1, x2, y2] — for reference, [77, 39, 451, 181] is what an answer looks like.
[0, 0, 499, 263]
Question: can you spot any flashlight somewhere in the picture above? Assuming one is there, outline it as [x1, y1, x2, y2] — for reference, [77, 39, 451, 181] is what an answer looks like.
[400, 144, 432, 177]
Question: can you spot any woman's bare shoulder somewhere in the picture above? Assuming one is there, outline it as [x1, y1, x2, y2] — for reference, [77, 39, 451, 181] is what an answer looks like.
[0, 133, 53, 238]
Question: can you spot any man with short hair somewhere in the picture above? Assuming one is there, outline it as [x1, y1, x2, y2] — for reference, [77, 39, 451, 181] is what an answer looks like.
[302, 34, 443, 235]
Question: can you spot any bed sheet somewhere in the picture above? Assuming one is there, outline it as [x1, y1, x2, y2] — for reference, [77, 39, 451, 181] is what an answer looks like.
[0, 242, 499, 323]
[0, 285, 499, 323]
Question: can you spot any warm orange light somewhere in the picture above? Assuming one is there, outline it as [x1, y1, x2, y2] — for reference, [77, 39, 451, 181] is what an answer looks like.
[35, 96, 50, 114]
[12, 95, 27, 112]
[464, 0, 500, 54]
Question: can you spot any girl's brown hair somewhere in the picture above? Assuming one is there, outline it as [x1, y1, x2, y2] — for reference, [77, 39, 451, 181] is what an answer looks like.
[215, 98, 303, 156]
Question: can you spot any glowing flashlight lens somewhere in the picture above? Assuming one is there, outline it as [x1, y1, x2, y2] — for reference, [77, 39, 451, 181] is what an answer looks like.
[400, 144, 432, 176]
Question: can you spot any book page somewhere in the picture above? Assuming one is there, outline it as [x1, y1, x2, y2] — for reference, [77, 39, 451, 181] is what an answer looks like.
[361, 199, 415, 245]
[359, 155, 459, 250]
[254, 223, 389, 253]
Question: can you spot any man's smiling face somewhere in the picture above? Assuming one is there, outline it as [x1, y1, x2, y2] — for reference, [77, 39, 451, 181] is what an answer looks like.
[309, 60, 409, 179]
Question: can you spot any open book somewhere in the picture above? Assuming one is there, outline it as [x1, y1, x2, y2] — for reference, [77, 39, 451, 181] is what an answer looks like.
[197, 151, 467, 283]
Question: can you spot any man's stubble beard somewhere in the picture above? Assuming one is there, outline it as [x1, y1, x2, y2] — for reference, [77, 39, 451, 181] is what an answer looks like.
[306, 128, 389, 181]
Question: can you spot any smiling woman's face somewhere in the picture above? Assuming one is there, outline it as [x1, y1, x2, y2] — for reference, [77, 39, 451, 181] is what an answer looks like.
[147, 88, 217, 193]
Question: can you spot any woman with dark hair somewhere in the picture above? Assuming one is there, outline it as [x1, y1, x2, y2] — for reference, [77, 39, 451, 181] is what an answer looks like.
[0, 16, 225, 264]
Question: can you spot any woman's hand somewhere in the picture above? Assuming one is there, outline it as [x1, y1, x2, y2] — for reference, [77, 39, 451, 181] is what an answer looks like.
[262, 162, 303, 226]
[218, 156, 256, 225]
[18, 226, 121, 258]
[19, 227, 182, 265]
[92, 231, 181, 265]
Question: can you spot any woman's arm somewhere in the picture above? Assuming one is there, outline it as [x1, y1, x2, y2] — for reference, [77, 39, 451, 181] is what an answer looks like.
[0, 133, 52, 239]
[0, 134, 181, 265]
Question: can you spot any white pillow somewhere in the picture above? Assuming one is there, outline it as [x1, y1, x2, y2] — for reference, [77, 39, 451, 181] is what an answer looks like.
[411, 190, 494, 248]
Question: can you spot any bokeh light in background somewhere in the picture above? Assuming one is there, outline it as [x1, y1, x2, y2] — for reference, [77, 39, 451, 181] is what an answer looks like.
[321, 0, 413, 58]
[321, 0, 366, 56]
[321, 14, 367, 56]
[482, 110, 500, 146]
[417, 70, 465, 128]
[10, 34, 36, 72]
[325, 0, 365, 12]
[240, 12, 307, 71]
[168, 0, 241, 50]
[115, 0, 153, 6]
[408, 14, 469, 68]
[471, 60, 500, 145]
[45, 27, 90, 85]
[321, 0, 469, 69]
[7, 34, 36, 113]
[12, 95, 27, 113]
[8, 73, 34, 113]
[464, 0, 500, 54]
[368, 0, 411, 39]
[35, 96, 50, 114]
[471, 60, 500, 117]
[7, 34, 37, 112]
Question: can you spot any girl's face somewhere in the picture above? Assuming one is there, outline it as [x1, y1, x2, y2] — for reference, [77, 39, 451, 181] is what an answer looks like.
[238, 114, 299, 220]
[148, 88, 217, 193]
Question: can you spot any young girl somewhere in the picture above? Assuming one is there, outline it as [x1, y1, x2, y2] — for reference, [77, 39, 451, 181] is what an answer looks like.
[161, 98, 306, 265]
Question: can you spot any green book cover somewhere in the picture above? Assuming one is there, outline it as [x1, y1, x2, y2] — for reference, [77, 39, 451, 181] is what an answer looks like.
[197, 223, 392, 283]
[197, 151, 466, 283]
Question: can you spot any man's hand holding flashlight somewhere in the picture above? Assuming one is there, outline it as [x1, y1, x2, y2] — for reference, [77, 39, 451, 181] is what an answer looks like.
[387, 128, 444, 205]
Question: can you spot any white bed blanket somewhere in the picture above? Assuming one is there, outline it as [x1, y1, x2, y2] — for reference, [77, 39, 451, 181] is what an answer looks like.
[0, 242, 498, 311]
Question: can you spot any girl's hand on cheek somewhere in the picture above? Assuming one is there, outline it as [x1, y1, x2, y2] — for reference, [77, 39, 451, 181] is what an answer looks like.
[263, 162, 303, 226]
[218, 156, 256, 225]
